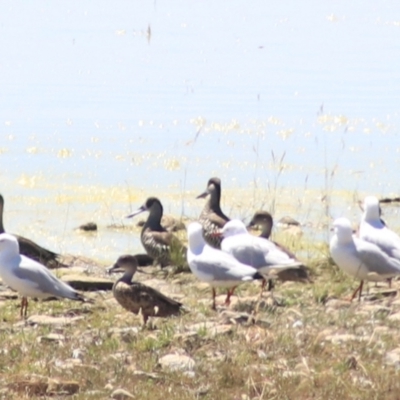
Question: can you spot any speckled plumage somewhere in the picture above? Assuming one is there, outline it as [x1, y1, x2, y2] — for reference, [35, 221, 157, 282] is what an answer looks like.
[127, 197, 186, 268]
[0, 194, 67, 269]
[197, 178, 230, 249]
[110, 255, 184, 324]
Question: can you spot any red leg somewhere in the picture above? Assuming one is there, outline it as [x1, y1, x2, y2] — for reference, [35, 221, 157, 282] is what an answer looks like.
[225, 287, 236, 306]
[350, 281, 364, 302]
[20, 297, 28, 319]
[211, 288, 217, 310]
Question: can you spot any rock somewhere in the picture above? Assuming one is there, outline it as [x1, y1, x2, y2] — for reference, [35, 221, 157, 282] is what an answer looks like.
[219, 310, 254, 325]
[61, 274, 114, 291]
[186, 322, 233, 337]
[0, 289, 18, 299]
[129, 370, 160, 381]
[107, 327, 139, 343]
[47, 380, 80, 395]
[325, 299, 352, 309]
[111, 388, 135, 399]
[37, 333, 65, 344]
[7, 375, 79, 396]
[77, 222, 97, 231]
[158, 353, 195, 372]
[385, 348, 400, 368]
[323, 333, 366, 344]
[26, 315, 84, 326]
[388, 311, 400, 321]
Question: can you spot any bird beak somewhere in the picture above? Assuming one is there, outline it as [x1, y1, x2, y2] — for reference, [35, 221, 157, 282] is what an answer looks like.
[196, 190, 209, 199]
[107, 263, 122, 274]
[126, 205, 146, 219]
[246, 221, 255, 229]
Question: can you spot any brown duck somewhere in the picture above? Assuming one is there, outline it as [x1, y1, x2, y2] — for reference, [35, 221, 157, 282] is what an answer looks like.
[0, 194, 67, 269]
[196, 177, 230, 249]
[248, 210, 311, 288]
[126, 197, 186, 268]
[109, 254, 184, 324]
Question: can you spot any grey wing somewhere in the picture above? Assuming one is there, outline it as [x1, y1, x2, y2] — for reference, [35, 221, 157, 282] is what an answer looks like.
[222, 236, 266, 268]
[355, 240, 400, 276]
[194, 252, 256, 282]
[17, 256, 77, 298]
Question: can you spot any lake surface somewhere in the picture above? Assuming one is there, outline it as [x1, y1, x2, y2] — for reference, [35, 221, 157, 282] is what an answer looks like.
[0, 1, 399, 262]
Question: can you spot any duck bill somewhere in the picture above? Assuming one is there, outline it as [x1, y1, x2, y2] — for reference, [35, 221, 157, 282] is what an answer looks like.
[106, 263, 123, 274]
[126, 205, 146, 218]
[196, 190, 209, 199]
[246, 221, 256, 229]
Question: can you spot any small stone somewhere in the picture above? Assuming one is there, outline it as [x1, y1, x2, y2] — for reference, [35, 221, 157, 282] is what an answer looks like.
[27, 315, 84, 326]
[325, 299, 351, 309]
[61, 275, 114, 291]
[388, 311, 400, 321]
[385, 348, 400, 368]
[292, 320, 303, 329]
[187, 322, 233, 337]
[38, 333, 65, 344]
[130, 370, 160, 381]
[77, 222, 97, 232]
[47, 380, 80, 395]
[111, 388, 135, 399]
[158, 353, 195, 372]
[107, 327, 139, 343]
[324, 334, 361, 344]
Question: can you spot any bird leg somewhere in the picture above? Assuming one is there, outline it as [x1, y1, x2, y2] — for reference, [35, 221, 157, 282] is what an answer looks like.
[225, 287, 236, 306]
[20, 297, 28, 319]
[211, 288, 217, 310]
[350, 281, 364, 302]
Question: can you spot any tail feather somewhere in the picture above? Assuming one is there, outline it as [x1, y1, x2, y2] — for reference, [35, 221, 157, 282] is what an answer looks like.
[253, 272, 264, 280]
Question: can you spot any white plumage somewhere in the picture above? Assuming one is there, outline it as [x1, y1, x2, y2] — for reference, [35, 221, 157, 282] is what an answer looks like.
[0, 233, 85, 317]
[330, 217, 400, 301]
[186, 222, 262, 309]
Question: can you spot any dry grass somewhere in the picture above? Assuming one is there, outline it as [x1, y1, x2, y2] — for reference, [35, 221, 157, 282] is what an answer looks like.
[1, 231, 400, 399]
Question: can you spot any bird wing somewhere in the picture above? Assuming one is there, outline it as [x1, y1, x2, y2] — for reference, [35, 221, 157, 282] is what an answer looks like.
[360, 222, 400, 260]
[130, 282, 182, 307]
[222, 235, 299, 268]
[203, 212, 229, 229]
[191, 249, 256, 283]
[354, 238, 400, 277]
[15, 255, 78, 298]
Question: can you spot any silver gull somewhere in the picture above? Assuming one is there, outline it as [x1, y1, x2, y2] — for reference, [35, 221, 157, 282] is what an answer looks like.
[186, 222, 262, 310]
[330, 217, 400, 301]
[0, 233, 86, 317]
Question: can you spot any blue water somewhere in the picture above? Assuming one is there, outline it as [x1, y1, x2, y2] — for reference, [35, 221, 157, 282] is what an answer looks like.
[0, 1, 399, 261]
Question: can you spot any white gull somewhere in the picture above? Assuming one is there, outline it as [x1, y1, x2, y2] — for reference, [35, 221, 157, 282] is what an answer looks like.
[219, 220, 303, 281]
[0, 233, 86, 318]
[186, 222, 263, 310]
[359, 196, 400, 261]
[330, 217, 400, 301]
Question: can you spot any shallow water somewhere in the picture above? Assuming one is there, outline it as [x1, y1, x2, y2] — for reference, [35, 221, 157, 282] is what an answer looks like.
[0, 1, 399, 262]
